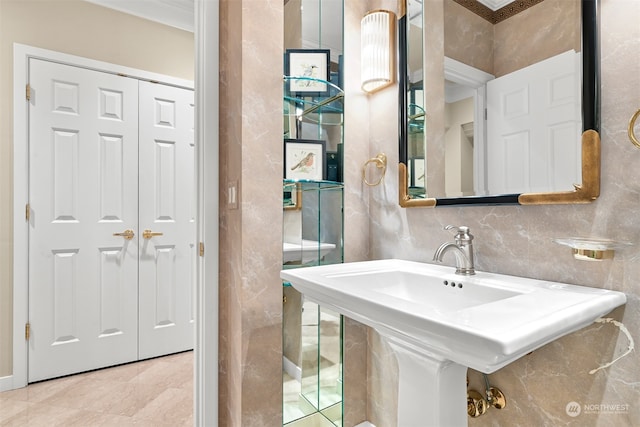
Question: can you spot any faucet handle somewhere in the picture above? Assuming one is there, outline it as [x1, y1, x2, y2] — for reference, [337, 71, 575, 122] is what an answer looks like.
[444, 225, 469, 234]
[444, 225, 473, 241]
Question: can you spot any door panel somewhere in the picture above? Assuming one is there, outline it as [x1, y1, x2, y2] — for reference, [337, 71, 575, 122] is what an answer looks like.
[28, 59, 139, 382]
[138, 81, 195, 358]
[486, 50, 581, 194]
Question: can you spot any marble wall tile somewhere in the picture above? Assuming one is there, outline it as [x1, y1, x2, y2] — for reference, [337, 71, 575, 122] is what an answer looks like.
[367, 330, 399, 427]
[343, 318, 369, 427]
[341, 2, 378, 424]
[219, 0, 283, 425]
[444, 0, 494, 75]
[344, 0, 373, 264]
[223, 1, 638, 426]
[425, 0, 447, 197]
[364, 0, 640, 426]
[493, 0, 580, 77]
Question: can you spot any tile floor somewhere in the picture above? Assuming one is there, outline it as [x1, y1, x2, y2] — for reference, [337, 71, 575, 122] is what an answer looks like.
[0, 351, 193, 427]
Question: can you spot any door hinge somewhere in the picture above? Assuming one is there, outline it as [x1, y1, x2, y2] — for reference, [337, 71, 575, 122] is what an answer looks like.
[25, 323, 30, 340]
[25, 203, 30, 221]
[26, 84, 31, 101]
[199, 242, 205, 257]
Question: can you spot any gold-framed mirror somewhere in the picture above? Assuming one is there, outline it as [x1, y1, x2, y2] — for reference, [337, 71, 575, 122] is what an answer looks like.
[398, 0, 600, 207]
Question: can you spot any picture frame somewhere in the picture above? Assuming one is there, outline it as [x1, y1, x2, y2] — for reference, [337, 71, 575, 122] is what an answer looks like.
[285, 49, 331, 96]
[284, 139, 326, 181]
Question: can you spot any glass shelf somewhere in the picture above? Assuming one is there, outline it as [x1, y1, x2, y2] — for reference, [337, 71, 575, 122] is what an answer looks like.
[283, 76, 344, 129]
[283, 179, 344, 269]
[409, 103, 425, 133]
[283, 64, 344, 427]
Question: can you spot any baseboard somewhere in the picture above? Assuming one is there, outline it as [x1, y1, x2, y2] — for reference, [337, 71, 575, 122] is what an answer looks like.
[0, 374, 17, 392]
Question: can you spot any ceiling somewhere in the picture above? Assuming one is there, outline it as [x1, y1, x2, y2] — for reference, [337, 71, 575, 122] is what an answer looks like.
[84, 0, 195, 32]
[85, 0, 515, 35]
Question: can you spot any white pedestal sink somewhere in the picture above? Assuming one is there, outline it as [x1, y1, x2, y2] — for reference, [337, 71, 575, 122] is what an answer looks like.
[281, 259, 627, 427]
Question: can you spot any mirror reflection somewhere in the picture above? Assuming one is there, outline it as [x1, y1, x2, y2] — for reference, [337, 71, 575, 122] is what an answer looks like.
[407, 0, 426, 198]
[406, 0, 586, 201]
[283, 0, 344, 425]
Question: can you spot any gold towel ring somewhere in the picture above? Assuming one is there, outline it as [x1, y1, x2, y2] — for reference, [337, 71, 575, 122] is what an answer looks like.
[629, 109, 640, 149]
[362, 153, 387, 186]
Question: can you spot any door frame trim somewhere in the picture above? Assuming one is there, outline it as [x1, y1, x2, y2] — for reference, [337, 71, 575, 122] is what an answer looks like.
[194, 0, 220, 424]
[11, 43, 192, 385]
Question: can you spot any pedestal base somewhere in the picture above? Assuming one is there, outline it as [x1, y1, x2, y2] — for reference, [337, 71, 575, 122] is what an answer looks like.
[385, 336, 468, 427]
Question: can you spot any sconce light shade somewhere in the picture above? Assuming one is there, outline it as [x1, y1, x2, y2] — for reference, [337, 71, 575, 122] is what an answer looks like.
[361, 10, 396, 93]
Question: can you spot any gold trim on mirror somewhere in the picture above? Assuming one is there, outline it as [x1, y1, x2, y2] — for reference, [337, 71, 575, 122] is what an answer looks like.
[399, 130, 601, 207]
[518, 130, 601, 205]
[399, 163, 436, 207]
[397, 0, 406, 19]
[398, 0, 599, 208]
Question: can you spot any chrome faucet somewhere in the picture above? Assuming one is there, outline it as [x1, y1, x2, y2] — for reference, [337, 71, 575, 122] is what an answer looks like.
[433, 225, 475, 275]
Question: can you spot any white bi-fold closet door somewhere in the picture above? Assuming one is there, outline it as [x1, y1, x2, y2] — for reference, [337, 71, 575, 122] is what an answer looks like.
[28, 58, 195, 382]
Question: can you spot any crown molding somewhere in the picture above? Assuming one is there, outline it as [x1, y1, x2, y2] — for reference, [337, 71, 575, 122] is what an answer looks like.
[84, 0, 194, 32]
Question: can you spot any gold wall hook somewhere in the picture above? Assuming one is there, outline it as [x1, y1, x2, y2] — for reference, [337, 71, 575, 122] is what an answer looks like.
[629, 108, 640, 149]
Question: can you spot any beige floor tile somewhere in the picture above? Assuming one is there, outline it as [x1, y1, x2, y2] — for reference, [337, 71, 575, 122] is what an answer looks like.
[132, 387, 193, 426]
[1, 374, 85, 403]
[0, 351, 193, 427]
[130, 359, 192, 390]
[1, 402, 80, 427]
[39, 377, 120, 412]
[0, 398, 33, 423]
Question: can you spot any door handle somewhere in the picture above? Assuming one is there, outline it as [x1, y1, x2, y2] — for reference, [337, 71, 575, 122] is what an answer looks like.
[143, 229, 164, 239]
[113, 229, 135, 240]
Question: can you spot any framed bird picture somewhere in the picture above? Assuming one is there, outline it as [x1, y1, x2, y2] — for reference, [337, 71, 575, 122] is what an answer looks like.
[285, 49, 331, 96]
[284, 139, 326, 181]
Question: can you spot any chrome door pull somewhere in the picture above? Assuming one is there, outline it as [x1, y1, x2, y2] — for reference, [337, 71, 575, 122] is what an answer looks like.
[113, 229, 135, 240]
[143, 229, 163, 239]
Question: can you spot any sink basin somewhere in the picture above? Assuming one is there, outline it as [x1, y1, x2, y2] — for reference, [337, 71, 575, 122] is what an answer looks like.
[281, 259, 626, 426]
[283, 239, 336, 264]
[283, 259, 626, 373]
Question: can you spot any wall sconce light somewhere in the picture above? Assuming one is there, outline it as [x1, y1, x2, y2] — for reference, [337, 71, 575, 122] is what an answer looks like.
[361, 10, 396, 93]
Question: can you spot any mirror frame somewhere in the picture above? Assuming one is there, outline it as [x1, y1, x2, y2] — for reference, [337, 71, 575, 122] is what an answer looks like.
[398, 0, 600, 208]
